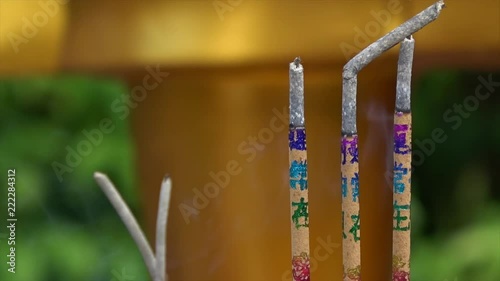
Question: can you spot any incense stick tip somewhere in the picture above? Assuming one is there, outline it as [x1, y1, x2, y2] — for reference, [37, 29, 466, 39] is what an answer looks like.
[437, 0, 445, 12]
[294, 57, 301, 67]
[162, 174, 171, 183]
[290, 57, 305, 127]
[93, 171, 106, 180]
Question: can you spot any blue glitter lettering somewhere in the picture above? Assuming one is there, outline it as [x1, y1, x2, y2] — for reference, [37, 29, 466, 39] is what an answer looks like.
[351, 173, 359, 202]
[290, 160, 308, 190]
[342, 176, 347, 198]
[394, 162, 408, 194]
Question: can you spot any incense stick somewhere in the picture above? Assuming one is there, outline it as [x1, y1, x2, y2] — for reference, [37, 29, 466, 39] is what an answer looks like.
[289, 57, 311, 281]
[94, 172, 172, 281]
[392, 36, 414, 281]
[340, 3, 444, 280]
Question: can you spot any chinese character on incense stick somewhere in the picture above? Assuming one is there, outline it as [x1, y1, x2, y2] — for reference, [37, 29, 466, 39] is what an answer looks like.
[289, 57, 311, 281]
[392, 36, 414, 281]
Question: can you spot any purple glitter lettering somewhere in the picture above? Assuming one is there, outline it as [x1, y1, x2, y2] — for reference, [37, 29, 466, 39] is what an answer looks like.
[394, 125, 410, 154]
[289, 129, 306, 151]
[341, 136, 359, 164]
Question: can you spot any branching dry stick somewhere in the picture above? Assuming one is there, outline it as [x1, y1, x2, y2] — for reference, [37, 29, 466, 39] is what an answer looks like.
[155, 176, 172, 281]
[94, 172, 171, 281]
[94, 172, 156, 279]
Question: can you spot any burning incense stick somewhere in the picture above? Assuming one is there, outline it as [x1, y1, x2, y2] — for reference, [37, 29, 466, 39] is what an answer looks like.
[342, 0, 444, 135]
[289, 57, 311, 281]
[341, 2, 444, 281]
[392, 36, 414, 281]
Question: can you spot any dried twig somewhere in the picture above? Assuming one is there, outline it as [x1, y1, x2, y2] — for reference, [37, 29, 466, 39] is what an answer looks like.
[155, 176, 172, 281]
[94, 172, 171, 281]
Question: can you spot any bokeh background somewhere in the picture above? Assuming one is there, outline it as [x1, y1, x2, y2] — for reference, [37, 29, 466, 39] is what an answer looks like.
[0, 0, 499, 281]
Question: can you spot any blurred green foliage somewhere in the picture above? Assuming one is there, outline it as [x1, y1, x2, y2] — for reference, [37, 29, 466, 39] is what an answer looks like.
[411, 71, 500, 281]
[0, 71, 498, 281]
[0, 76, 147, 281]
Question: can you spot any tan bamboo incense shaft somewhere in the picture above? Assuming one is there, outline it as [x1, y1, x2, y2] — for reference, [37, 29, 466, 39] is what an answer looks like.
[392, 113, 412, 281]
[289, 57, 311, 281]
[341, 136, 360, 281]
[392, 37, 414, 281]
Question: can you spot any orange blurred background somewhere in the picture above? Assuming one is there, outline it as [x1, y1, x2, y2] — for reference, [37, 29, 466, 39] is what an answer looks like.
[1, 1, 499, 280]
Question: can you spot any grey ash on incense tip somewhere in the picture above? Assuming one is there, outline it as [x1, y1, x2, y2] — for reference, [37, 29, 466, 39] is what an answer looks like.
[341, 0, 445, 135]
[294, 57, 301, 67]
[163, 174, 170, 183]
[290, 57, 305, 127]
[396, 36, 415, 113]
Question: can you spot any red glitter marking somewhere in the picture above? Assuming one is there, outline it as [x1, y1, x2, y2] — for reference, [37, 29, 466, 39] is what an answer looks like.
[292, 253, 310, 281]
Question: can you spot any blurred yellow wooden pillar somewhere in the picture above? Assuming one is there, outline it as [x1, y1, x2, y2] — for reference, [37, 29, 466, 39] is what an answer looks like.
[0, 0, 69, 74]
[125, 60, 400, 280]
